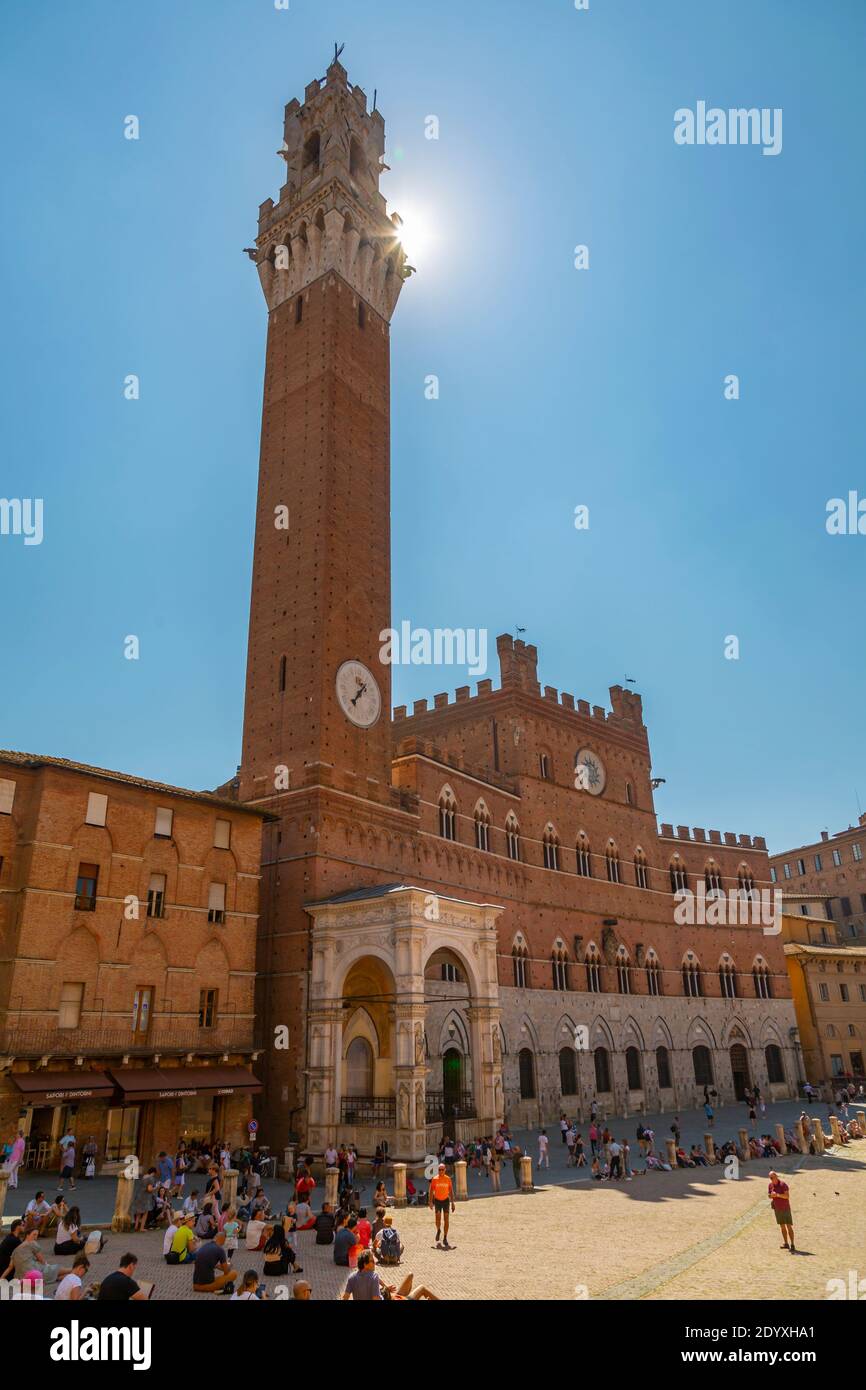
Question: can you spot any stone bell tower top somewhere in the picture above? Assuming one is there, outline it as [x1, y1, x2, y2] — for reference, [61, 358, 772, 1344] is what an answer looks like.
[253, 58, 411, 322]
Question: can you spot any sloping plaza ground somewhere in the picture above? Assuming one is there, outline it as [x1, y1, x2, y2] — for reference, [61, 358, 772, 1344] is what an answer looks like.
[6, 1098, 865, 1301]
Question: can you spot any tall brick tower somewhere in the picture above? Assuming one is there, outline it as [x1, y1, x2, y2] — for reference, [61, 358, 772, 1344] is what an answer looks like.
[239, 62, 412, 1142]
[239, 57, 409, 804]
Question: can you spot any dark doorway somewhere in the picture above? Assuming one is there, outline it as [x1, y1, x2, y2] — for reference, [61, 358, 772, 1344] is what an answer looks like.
[443, 1048, 462, 1119]
[730, 1043, 751, 1100]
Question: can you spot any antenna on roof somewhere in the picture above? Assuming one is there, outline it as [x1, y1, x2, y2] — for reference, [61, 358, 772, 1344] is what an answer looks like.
[515, 625, 526, 636]
[333, 41, 345, 63]
[624, 675, 636, 685]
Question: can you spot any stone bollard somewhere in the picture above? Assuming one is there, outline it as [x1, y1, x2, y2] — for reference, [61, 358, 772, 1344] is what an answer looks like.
[829, 1114, 843, 1146]
[222, 1169, 239, 1208]
[811, 1119, 825, 1154]
[738, 1128, 750, 1160]
[856, 1111, 866, 1138]
[112, 1174, 135, 1232]
[775, 1124, 787, 1156]
[665, 1138, 678, 1168]
[454, 1159, 468, 1201]
[520, 1154, 534, 1191]
[704, 1133, 715, 1163]
[794, 1120, 807, 1155]
[324, 1166, 340, 1209]
[392, 1162, 407, 1209]
[0, 1168, 9, 1222]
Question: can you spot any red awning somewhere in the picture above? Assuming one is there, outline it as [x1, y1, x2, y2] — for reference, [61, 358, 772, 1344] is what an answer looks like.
[108, 1065, 261, 1103]
[9, 1070, 115, 1106]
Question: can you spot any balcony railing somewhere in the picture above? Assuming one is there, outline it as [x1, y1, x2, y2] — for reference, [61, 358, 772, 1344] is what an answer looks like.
[73, 894, 97, 912]
[339, 1096, 397, 1127]
[0, 1013, 256, 1057]
[425, 1091, 476, 1123]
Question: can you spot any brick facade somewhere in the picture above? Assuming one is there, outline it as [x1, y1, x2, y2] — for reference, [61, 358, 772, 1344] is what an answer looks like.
[0, 754, 267, 1167]
[238, 61, 799, 1159]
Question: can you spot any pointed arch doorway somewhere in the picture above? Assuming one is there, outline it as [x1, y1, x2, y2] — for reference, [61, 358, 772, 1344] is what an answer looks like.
[730, 1043, 751, 1100]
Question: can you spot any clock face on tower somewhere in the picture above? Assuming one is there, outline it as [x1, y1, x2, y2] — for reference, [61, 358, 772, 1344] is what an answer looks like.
[574, 747, 606, 796]
[335, 660, 382, 728]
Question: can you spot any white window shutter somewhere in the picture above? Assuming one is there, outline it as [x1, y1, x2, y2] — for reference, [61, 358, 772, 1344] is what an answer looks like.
[149, 872, 167, 893]
[86, 792, 108, 827]
[155, 807, 173, 837]
[0, 779, 15, 814]
[214, 818, 231, 849]
[208, 882, 226, 912]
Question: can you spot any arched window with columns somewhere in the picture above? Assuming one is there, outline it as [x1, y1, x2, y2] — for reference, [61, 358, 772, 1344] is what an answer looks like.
[438, 787, 457, 841]
[705, 860, 723, 896]
[682, 953, 703, 998]
[551, 942, 569, 991]
[512, 940, 530, 989]
[474, 800, 491, 852]
[543, 824, 560, 871]
[576, 833, 592, 877]
[605, 841, 621, 884]
[752, 957, 772, 999]
[615, 947, 631, 994]
[505, 813, 521, 862]
[670, 856, 688, 893]
[646, 949, 662, 996]
[634, 848, 649, 889]
[719, 954, 738, 999]
[585, 944, 603, 994]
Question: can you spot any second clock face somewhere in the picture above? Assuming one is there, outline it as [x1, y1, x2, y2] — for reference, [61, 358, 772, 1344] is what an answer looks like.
[335, 660, 381, 728]
[575, 747, 606, 796]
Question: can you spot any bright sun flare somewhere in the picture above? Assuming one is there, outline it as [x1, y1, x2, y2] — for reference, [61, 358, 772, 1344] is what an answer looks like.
[395, 208, 435, 266]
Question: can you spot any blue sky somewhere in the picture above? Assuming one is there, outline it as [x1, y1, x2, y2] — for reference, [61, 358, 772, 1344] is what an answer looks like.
[1, 0, 863, 852]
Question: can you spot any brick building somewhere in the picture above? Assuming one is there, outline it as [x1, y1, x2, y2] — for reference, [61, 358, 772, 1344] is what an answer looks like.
[236, 58, 799, 1161]
[770, 816, 866, 944]
[782, 914, 866, 1086]
[0, 753, 268, 1168]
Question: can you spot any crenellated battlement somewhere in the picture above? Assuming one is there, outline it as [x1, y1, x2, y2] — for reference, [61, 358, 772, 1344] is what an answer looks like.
[392, 633, 644, 731]
[658, 823, 768, 853]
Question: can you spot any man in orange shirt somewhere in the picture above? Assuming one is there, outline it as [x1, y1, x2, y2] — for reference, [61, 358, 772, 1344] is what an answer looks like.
[428, 1163, 456, 1249]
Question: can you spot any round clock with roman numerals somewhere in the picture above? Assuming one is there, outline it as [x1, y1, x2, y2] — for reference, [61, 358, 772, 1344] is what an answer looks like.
[336, 660, 381, 728]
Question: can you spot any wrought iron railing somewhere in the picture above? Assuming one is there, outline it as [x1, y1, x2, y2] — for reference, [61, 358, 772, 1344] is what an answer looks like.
[425, 1091, 476, 1123]
[339, 1096, 396, 1126]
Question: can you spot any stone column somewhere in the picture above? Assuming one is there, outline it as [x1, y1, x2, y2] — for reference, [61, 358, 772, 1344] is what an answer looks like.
[794, 1119, 807, 1154]
[665, 1137, 677, 1168]
[704, 1133, 715, 1162]
[392, 1162, 407, 1209]
[283, 1144, 297, 1180]
[454, 1159, 468, 1201]
[811, 1119, 824, 1154]
[305, 1000, 342, 1153]
[774, 1125, 787, 1155]
[222, 1169, 239, 1208]
[112, 1174, 135, 1232]
[829, 1114, 843, 1146]
[856, 1111, 866, 1137]
[467, 1002, 503, 1136]
[324, 1166, 339, 1208]
[738, 1128, 749, 1160]
[0, 1168, 9, 1222]
[520, 1153, 533, 1192]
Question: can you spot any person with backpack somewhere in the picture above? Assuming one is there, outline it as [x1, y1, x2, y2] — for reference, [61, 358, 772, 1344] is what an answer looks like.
[374, 1214, 403, 1266]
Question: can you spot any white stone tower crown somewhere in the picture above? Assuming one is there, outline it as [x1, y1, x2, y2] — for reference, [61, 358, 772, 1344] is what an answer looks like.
[253, 58, 410, 321]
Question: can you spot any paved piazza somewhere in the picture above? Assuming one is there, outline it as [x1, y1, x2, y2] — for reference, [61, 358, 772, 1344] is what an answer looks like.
[7, 1100, 865, 1301]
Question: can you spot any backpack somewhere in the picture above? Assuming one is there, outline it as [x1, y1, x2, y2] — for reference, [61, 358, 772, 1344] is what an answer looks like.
[636, 1125, 644, 1140]
[378, 1227, 400, 1263]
